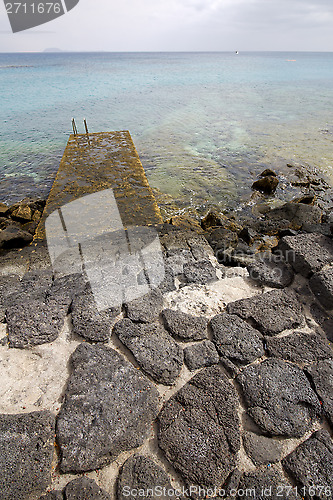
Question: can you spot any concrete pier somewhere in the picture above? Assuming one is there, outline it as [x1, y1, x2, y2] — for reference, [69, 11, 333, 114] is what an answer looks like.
[35, 130, 162, 240]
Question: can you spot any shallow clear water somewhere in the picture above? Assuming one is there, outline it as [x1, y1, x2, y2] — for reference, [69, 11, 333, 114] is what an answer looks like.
[0, 51, 332, 213]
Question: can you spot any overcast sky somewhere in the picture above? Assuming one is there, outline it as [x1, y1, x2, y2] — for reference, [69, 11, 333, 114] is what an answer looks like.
[0, 0, 333, 52]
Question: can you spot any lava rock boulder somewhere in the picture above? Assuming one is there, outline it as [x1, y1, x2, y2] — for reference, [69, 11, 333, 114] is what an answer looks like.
[56, 343, 160, 473]
[282, 430, 333, 500]
[227, 289, 303, 336]
[158, 365, 241, 489]
[0, 411, 55, 500]
[237, 358, 321, 437]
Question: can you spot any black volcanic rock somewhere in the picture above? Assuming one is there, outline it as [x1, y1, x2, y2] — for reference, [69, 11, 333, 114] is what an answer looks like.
[201, 210, 225, 230]
[184, 341, 219, 371]
[0, 411, 55, 500]
[310, 264, 333, 310]
[247, 255, 294, 288]
[56, 343, 159, 473]
[124, 288, 164, 323]
[210, 313, 264, 370]
[237, 468, 299, 500]
[157, 264, 176, 294]
[237, 358, 321, 437]
[6, 298, 66, 348]
[268, 202, 322, 228]
[65, 477, 111, 499]
[276, 233, 333, 277]
[5, 271, 87, 348]
[0, 273, 22, 322]
[117, 455, 172, 500]
[20, 269, 53, 297]
[71, 284, 120, 342]
[267, 331, 332, 366]
[38, 493, 63, 500]
[227, 289, 303, 336]
[183, 259, 217, 284]
[47, 272, 87, 310]
[114, 318, 183, 385]
[252, 175, 279, 194]
[158, 365, 240, 489]
[282, 430, 333, 500]
[242, 432, 283, 466]
[259, 169, 277, 177]
[164, 248, 195, 276]
[161, 308, 208, 341]
[307, 359, 333, 426]
[0, 225, 33, 249]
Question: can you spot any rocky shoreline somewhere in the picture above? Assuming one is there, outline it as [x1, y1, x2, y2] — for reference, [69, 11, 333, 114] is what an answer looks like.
[0, 163, 333, 499]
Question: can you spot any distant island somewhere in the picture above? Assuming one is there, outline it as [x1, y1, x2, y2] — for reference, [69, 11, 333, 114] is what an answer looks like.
[43, 48, 63, 52]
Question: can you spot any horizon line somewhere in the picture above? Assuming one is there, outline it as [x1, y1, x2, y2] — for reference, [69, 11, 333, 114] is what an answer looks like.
[1, 49, 333, 54]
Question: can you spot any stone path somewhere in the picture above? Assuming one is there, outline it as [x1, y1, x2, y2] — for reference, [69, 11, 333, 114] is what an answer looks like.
[0, 224, 333, 499]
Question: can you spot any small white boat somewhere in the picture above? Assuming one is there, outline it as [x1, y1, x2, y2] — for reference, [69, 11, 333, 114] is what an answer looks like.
[235, 51, 239, 54]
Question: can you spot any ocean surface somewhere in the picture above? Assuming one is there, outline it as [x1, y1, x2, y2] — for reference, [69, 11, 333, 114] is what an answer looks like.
[1, 51, 333, 215]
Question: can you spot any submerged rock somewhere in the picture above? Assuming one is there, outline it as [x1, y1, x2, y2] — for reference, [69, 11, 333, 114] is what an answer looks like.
[57, 343, 159, 473]
[252, 176, 279, 194]
[237, 358, 321, 437]
[158, 365, 240, 489]
[0, 411, 55, 500]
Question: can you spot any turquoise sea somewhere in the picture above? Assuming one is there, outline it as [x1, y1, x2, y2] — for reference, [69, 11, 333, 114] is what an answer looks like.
[0, 51, 333, 215]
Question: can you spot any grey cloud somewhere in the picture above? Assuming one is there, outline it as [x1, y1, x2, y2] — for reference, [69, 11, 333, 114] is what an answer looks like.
[0, 0, 333, 51]
[228, 0, 333, 29]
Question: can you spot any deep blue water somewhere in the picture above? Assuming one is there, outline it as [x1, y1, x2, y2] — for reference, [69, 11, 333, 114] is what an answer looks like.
[0, 51, 332, 214]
